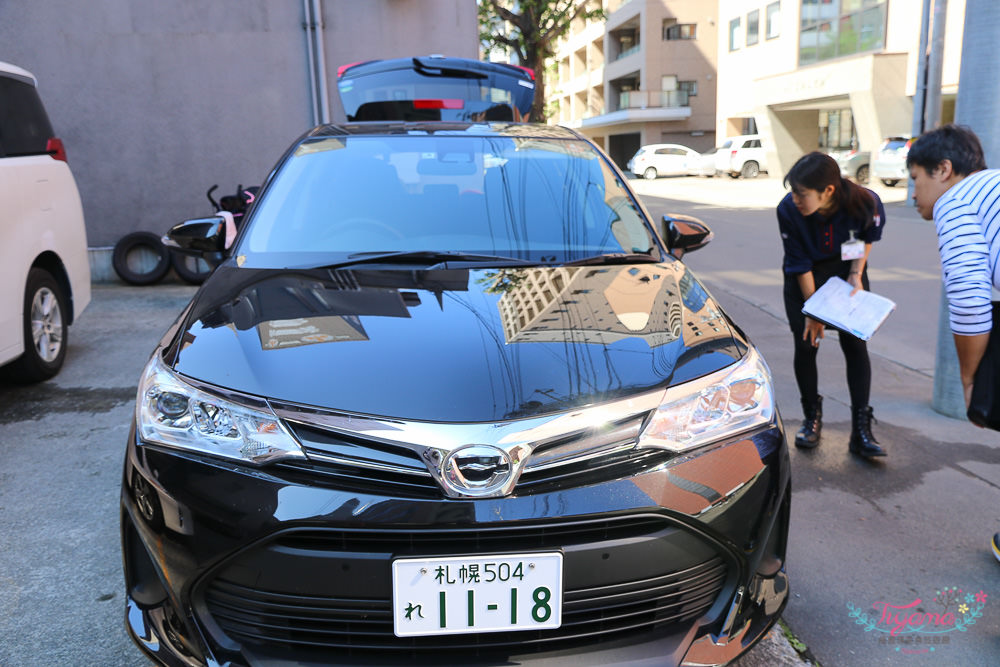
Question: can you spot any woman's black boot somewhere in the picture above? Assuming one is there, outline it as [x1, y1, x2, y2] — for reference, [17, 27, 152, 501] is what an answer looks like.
[794, 396, 822, 448]
[849, 405, 886, 458]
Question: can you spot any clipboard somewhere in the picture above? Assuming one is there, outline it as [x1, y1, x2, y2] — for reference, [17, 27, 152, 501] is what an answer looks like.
[801, 276, 896, 341]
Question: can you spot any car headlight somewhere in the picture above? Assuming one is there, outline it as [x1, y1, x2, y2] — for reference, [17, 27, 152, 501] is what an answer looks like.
[637, 347, 775, 454]
[136, 352, 305, 464]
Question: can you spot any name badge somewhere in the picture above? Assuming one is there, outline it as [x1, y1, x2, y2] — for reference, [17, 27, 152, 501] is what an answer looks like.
[842, 236, 865, 261]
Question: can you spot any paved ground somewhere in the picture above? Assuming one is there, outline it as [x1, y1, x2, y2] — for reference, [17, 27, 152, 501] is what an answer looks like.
[637, 174, 1000, 666]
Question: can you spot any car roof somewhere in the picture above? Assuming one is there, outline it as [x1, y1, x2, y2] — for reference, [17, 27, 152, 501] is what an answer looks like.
[303, 121, 584, 140]
[641, 143, 694, 149]
[0, 61, 37, 86]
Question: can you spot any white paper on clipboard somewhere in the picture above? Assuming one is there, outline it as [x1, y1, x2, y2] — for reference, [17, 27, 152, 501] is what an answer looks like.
[802, 276, 896, 341]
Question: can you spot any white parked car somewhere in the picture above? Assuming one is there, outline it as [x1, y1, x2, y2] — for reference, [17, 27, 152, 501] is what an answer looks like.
[0, 61, 90, 382]
[689, 146, 720, 177]
[714, 135, 768, 179]
[627, 143, 700, 179]
[871, 136, 911, 187]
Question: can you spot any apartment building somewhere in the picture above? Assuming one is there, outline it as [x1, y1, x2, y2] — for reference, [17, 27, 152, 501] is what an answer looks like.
[717, 0, 966, 178]
[549, 0, 719, 169]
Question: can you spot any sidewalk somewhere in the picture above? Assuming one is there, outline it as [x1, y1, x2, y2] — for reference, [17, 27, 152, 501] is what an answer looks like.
[627, 173, 909, 210]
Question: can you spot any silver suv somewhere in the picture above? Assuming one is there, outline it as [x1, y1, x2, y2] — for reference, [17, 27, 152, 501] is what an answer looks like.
[0, 61, 90, 382]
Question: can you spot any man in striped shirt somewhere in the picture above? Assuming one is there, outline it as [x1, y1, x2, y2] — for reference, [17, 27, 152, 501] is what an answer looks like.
[908, 125, 1000, 564]
[908, 125, 999, 408]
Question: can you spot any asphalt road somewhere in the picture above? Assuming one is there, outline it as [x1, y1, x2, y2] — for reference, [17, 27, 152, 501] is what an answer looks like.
[1, 175, 997, 666]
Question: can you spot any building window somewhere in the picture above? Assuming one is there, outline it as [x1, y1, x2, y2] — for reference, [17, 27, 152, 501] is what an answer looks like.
[729, 17, 742, 51]
[747, 10, 760, 46]
[663, 22, 697, 40]
[766, 2, 781, 39]
[799, 0, 886, 65]
[678, 80, 698, 97]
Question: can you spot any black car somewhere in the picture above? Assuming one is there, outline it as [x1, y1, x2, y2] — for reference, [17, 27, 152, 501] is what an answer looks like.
[122, 61, 789, 667]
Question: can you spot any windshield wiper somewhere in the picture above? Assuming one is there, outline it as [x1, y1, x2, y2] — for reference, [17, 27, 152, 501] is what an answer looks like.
[306, 251, 538, 270]
[562, 253, 661, 266]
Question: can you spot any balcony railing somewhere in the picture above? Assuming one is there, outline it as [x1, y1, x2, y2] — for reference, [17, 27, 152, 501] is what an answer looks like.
[616, 90, 689, 111]
[614, 43, 641, 61]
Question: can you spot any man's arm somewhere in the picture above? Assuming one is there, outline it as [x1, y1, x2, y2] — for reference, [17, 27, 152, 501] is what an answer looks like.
[954, 332, 990, 408]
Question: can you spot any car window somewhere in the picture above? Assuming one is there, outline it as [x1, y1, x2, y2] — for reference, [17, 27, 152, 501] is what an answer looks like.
[338, 66, 534, 122]
[0, 76, 53, 157]
[883, 139, 908, 152]
[240, 135, 657, 266]
[719, 140, 733, 149]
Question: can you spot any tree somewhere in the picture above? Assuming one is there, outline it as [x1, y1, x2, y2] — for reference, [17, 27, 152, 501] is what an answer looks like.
[479, 0, 606, 122]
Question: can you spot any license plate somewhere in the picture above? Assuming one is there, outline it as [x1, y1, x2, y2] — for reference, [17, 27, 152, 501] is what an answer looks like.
[392, 552, 563, 637]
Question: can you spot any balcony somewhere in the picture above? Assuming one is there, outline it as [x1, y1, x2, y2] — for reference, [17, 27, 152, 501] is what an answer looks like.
[579, 89, 692, 130]
[614, 43, 641, 61]
[617, 90, 689, 111]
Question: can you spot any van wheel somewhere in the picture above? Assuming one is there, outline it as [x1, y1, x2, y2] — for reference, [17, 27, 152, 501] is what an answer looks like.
[1, 268, 68, 383]
[856, 164, 870, 184]
[740, 161, 760, 179]
[113, 232, 171, 285]
[643, 167, 658, 180]
[881, 179, 899, 187]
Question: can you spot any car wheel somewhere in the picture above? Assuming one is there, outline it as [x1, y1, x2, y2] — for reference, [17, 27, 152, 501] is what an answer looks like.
[2, 268, 69, 383]
[728, 171, 740, 179]
[740, 161, 760, 179]
[881, 179, 899, 187]
[170, 250, 214, 285]
[856, 165, 870, 184]
[643, 167, 658, 180]
[113, 232, 171, 286]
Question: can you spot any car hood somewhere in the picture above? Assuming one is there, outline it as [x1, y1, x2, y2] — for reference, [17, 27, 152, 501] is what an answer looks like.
[169, 262, 743, 422]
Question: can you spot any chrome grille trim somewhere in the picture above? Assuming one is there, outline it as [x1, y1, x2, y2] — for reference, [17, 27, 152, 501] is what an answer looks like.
[269, 390, 665, 498]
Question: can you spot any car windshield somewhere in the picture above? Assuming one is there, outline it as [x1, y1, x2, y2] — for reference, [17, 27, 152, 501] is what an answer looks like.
[882, 139, 909, 152]
[238, 134, 658, 268]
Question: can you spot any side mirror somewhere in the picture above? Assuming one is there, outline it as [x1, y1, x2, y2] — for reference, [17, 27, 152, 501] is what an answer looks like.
[661, 213, 713, 258]
[162, 215, 234, 256]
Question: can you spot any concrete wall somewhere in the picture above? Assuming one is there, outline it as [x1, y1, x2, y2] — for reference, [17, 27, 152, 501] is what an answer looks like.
[0, 0, 476, 252]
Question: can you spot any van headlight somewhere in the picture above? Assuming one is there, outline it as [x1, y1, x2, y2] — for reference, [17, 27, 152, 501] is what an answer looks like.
[136, 353, 305, 464]
[637, 347, 775, 454]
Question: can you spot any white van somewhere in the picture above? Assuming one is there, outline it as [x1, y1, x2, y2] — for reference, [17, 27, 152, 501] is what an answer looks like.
[714, 134, 768, 178]
[0, 61, 90, 382]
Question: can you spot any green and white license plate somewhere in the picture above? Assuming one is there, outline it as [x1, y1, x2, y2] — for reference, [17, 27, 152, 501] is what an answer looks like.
[392, 552, 563, 637]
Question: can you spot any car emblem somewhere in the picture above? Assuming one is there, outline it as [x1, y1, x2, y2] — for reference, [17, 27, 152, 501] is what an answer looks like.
[442, 445, 512, 496]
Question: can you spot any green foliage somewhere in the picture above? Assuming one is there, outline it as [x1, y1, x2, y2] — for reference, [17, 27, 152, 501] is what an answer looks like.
[478, 0, 606, 121]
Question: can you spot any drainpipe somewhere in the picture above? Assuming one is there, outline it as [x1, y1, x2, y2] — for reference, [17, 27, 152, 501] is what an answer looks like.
[302, 0, 319, 125]
[311, 0, 331, 124]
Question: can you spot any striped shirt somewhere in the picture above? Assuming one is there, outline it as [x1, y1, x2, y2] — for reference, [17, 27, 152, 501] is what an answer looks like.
[934, 169, 1000, 335]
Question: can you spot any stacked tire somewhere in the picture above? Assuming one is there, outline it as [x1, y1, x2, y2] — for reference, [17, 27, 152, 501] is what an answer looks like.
[112, 232, 213, 285]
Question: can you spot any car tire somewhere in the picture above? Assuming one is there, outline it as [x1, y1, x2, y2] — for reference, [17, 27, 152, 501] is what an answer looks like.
[170, 250, 214, 285]
[881, 179, 899, 187]
[1, 268, 69, 383]
[113, 232, 171, 286]
[728, 171, 740, 179]
[856, 164, 870, 184]
[643, 167, 657, 180]
[740, 161, 760, 179]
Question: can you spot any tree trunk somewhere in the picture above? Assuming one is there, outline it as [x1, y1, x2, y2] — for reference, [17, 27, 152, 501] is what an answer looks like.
[532, 64, 547, 122]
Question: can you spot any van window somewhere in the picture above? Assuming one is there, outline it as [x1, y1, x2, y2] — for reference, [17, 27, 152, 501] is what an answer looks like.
[0, 77, 53, 157]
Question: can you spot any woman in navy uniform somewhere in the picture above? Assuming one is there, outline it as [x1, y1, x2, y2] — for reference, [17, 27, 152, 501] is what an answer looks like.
[778, 152, 887, 459]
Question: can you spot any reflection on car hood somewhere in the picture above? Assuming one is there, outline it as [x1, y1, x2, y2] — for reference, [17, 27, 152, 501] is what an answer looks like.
[169, 262, 742, 422]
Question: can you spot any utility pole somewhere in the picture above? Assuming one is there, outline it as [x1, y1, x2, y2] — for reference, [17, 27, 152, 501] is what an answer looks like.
[931, 0, 1000, 417]
[906, 0, 932, 205]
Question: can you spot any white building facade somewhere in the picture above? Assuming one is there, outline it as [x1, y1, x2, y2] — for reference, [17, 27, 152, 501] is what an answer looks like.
[716, 0, 966, 178]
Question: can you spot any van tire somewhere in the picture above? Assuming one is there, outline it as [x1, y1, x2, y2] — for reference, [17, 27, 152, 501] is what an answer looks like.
[1, 268, 69, 383]
[113, 232, 170, 285]
[740, 161, 760, 179]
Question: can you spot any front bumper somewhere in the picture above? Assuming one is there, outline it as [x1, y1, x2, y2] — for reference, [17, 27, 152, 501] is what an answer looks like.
[121, 419, 790, 667]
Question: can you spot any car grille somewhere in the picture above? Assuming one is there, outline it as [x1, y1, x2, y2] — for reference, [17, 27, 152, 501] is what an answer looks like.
[198, 517, 729, 656]
[275, 414, 662, 497]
